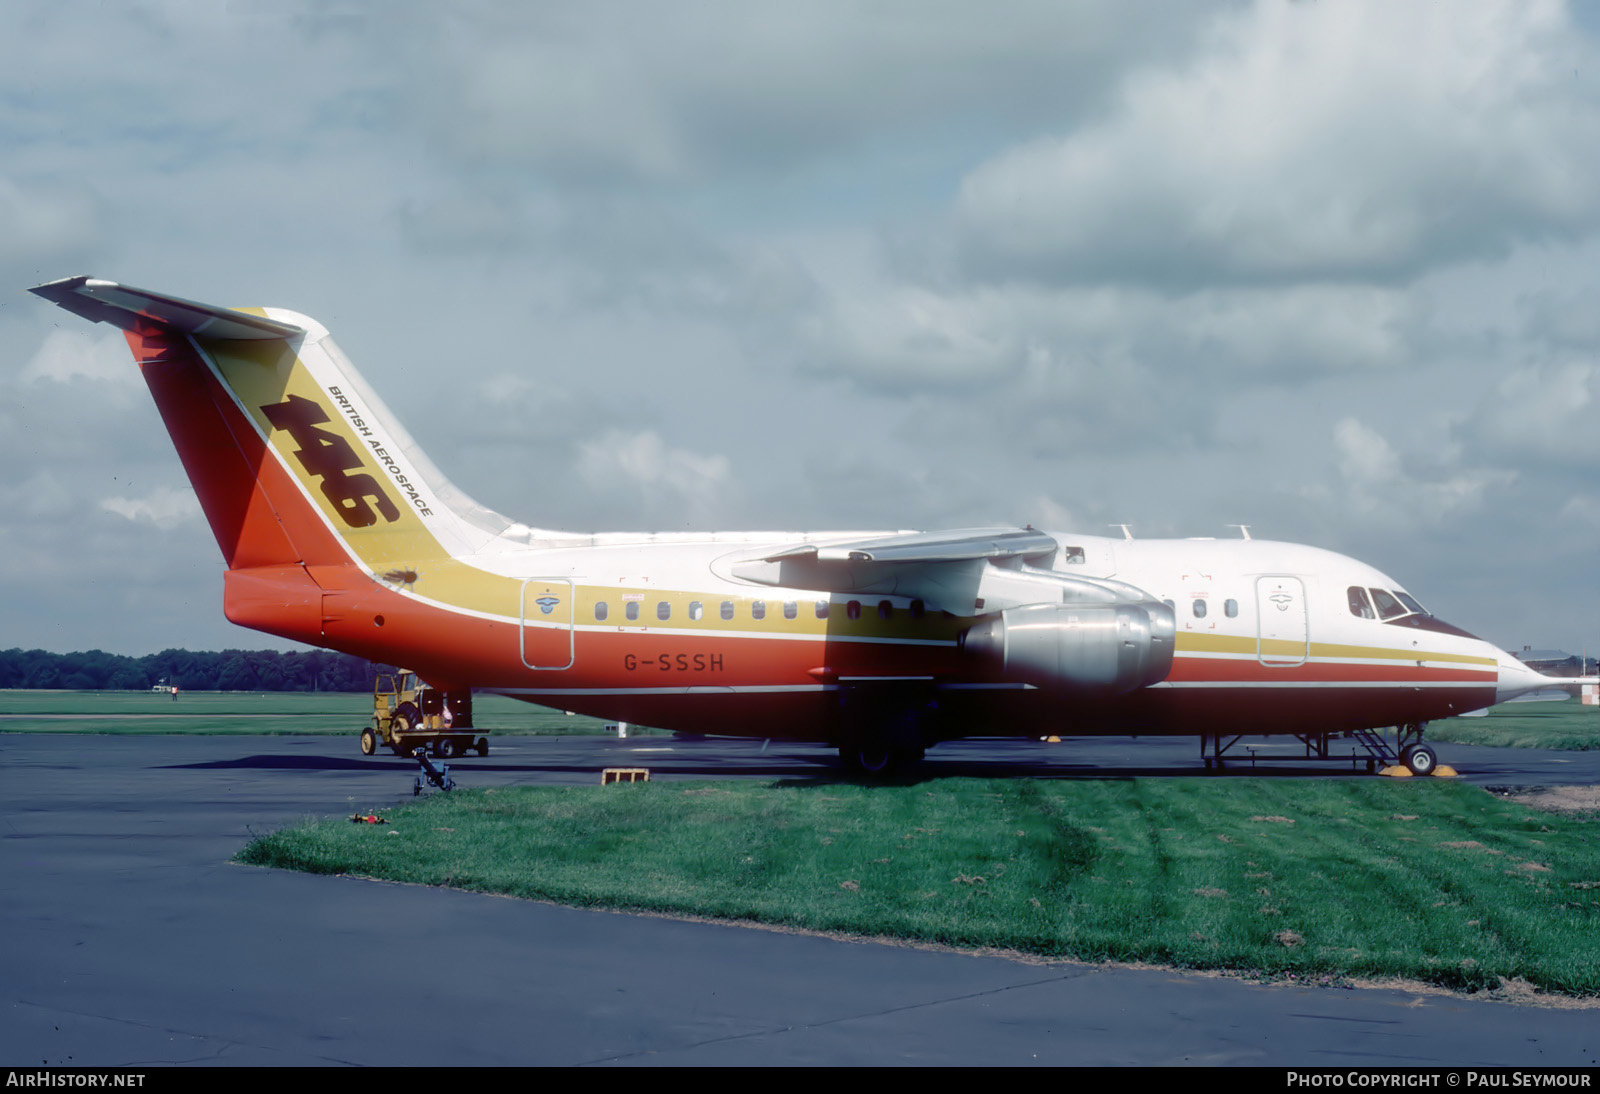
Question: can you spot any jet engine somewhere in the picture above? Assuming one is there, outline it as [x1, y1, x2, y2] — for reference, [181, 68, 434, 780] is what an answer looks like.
[960, 600, 1176, 694]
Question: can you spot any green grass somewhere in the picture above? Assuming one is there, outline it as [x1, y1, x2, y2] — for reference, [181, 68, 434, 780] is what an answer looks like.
[239, 777, 1600, 996]
[0, 690, 643, 736]
[1431, 697, 1600, 751]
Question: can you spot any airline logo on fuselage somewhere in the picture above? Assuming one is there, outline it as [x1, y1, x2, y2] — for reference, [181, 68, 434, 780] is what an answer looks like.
[261, 394, 401, 528]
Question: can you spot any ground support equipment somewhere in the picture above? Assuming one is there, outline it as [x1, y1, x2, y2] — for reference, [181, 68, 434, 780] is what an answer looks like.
[412, 750, 456, 796]
[1200, 722, 1441, 776]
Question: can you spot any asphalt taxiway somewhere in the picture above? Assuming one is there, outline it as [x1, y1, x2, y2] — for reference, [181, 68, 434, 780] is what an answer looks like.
[3, 732, 1598, 1066]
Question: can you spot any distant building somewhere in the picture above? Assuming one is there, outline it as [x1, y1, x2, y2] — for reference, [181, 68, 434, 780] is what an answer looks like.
[1513, 647, 1592, 677]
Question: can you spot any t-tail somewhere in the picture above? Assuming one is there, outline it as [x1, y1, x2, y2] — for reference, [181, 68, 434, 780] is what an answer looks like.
[27, 277, 570, 665]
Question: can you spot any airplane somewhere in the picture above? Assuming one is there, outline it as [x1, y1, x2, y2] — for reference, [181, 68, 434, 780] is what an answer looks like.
[29, 276, 1595, 775]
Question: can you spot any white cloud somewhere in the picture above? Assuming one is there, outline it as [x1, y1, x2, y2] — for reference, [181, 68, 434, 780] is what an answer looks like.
[1334, 418, 1402, 485]
[20, 328, 139, 388]
[577, 429, 731, 507]
[404, 2, 1210, 186]
[951, 0, 1600, 286]
[0, 176, 100, 273]
[1461, 363, 1600, 465]
[1029, 495, 1077, 532]
[99, 488, 201, 529]
[1331, 416, 1514, 525]
[1559, 493, 1600, 526]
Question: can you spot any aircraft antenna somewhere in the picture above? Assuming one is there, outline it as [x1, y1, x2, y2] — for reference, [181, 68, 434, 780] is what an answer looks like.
[1228, 524, 1252, 540]
[1110, 524, 1134, 541]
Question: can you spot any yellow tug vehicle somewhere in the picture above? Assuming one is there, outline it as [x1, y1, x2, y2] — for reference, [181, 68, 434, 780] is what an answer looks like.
[362, 670, 487, 759]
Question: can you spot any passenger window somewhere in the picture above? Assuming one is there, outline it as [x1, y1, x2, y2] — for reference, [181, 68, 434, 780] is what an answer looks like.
[657, 601, 671, 621]
[721, 601, 734, 621]
[689, 601, 703, 621]
[814, 601, 829, 619]
[1348, 586, 1376, 619]
[594, 602, 608, 621]
[878, 600, 892, 620]
[783, 601, 797, 620]
[1192, 599, 1207, 618]
[1370, 588, 1406, 620]
[847, 600, 861, 620]
[625, 602, 640, 622]
[752, 600, 766, 620]
[1224, 599, 1238, 618]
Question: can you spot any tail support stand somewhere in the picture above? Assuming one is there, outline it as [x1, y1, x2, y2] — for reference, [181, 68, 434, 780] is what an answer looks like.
[413, 749, 456, 796]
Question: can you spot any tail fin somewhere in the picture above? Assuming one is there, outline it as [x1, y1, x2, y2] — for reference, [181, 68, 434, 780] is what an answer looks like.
[28, 276, 562, 645]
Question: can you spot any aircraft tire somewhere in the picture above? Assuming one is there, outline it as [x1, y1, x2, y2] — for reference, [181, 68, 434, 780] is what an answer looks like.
[359, 728, 377, 756]
[840, 742, 924, 777]
[1402, 743, 1437, 777]
[839, 743, 891, 776]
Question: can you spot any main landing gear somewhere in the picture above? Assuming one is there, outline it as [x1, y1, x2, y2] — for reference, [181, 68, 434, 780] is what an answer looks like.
[835, 687, 933, 777]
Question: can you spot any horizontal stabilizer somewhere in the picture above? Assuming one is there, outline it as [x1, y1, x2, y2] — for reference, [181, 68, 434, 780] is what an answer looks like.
[763, 527, 1059, 565]
[29, 277, 304, 341]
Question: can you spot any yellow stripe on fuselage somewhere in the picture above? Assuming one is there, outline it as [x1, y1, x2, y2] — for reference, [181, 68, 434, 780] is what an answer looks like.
[1174, 631, 1496, 666]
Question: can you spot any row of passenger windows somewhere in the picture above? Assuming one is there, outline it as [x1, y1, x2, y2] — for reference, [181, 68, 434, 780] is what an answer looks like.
[1348, 586, 1426, 621]
[1165, 598, 1240, 619]
[591, 598, 926, 623]
[590, 590, 1422, 625]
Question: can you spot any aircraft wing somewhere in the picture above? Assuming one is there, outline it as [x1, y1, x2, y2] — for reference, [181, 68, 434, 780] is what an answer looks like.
[762, 527, 1059, 565]
[728, 526, 1081, 610]
[28, 276, 304, 340]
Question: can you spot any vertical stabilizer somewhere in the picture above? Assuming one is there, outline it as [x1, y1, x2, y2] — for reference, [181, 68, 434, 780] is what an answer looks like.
[28, 277, 557, 648]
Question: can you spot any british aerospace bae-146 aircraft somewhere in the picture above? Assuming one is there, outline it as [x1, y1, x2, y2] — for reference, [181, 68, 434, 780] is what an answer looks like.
[31, 276, 1588, 775]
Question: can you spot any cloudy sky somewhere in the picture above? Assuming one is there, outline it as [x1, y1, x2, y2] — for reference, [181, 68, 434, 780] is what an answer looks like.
[4, 0, 1597, 657]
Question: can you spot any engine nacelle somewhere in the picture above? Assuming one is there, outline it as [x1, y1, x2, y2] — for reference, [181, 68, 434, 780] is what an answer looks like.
[960, 601, 1176, 694]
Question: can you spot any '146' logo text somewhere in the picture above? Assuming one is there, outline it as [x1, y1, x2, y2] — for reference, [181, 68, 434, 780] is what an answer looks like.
[262, 394, 400, 528]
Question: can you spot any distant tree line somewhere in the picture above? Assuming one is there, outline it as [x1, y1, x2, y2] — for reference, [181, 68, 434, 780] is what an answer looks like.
[0, 648, 398, 692]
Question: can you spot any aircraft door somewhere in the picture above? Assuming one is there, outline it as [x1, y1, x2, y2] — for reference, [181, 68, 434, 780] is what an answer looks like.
[1256, 575, 1308, 667]
[520, 578, 574, 670]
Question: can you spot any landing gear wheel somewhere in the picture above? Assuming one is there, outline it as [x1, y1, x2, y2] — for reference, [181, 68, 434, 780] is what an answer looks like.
[1401, 743, 1437, 776]
[841, 742, 895, 776]
[475, 738, 489, 757]
[360, 728, 377, 756]
[857, 744, 893, 774]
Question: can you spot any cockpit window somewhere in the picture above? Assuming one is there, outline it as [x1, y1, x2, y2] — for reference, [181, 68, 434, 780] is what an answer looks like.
[1393, 591, 1428, 616]
[1369, 588, 1406, 620]
[1347, 586, 1376, 619]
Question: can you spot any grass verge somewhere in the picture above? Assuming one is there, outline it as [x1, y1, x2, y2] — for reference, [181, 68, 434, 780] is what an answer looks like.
[239, 777, 1600, 997]
[1431, 697, 1600, 751]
